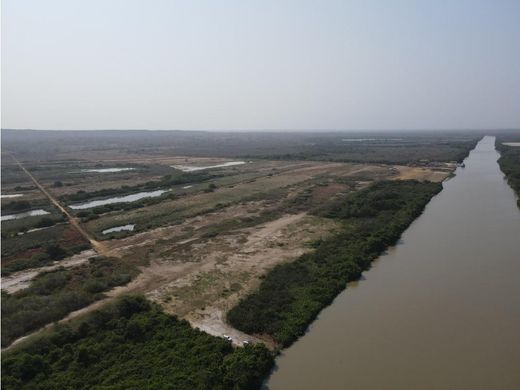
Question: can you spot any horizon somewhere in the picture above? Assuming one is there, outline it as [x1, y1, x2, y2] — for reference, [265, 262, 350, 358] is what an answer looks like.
[2, 0, 520, 130]
[2, 127, 520, 133]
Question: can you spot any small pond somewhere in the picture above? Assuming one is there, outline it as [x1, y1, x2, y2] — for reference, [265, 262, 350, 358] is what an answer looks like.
[69, 189, 169, 210]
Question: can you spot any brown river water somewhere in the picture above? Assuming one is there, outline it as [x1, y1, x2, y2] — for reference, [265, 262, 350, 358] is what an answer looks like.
[266, 136, 520, 389]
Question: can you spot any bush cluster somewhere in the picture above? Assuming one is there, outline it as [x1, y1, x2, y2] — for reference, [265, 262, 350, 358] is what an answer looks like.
[2, 296, 274, 389]
[2, 257, 138, 347]
[496, 140, 520, 208]
[228, 180, 442, 347]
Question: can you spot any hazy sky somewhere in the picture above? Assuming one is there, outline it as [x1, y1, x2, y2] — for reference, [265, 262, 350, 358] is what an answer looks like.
[2, 0, 519, 130]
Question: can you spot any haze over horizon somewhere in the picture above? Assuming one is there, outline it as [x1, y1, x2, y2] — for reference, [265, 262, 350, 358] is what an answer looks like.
[2, 0, 520, 131]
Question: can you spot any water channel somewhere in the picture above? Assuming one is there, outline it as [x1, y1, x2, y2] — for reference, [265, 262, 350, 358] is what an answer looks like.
[68, 189, 169, 210]
[266, 136, 520, 389]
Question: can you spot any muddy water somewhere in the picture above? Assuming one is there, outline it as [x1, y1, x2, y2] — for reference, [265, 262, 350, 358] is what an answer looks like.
[171, 161, 246, 172]
[267, 136, 520, 390]
[80, 168, 135, 173]
[69, 189, 169, 210]
[102, 224, 135, 235]
[1, 209, 50, 221]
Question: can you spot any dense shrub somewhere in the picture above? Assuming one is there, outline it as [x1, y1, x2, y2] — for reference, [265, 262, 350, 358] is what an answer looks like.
[2, 200, 32, 213]
[228, 180, 442, 347]
[1, 257, 139, 347]
[62, 171, 218, 203]
[2, 296, 274, 390]
[45, 244, 67, 260]
[496, 140, 520, 208]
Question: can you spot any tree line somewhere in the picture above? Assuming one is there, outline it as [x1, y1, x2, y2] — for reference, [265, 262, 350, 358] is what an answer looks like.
[496, 139, 520, 208]
[2, 296, 274, 389]
[227, 180, 442, 347]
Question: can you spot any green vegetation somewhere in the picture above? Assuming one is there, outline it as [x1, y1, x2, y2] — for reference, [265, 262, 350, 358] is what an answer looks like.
[2, 296, 274, 389]
[62, 171, 219, 203]
[2, 129, 480, 165]
[2, 246, 90, 277]
[1, 213, 65, 237]
[496, 139, 520, 208]
[2, 200, 33, 213]
[228, 180, 442, 347]
[76, 191, 181, 221]
[250, 139, 478, 165]
[34, 217, 59, 228]
[13, 185, 37, 191]
[1, 222, 89, 276]
[205, 183, 218, 192]
[84, 173, 291, 238]
[2, 257, 138, 347]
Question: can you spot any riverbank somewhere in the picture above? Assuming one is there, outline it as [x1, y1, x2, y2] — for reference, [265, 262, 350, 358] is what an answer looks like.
[228, 180, 442, 348]
[1, 180, 443, 389]
[496, 137, 520, 207]
[1, 296, 274, 389]
[267, 136, 520, 389]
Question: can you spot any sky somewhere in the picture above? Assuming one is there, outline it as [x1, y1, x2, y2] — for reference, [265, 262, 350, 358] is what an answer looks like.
[1, 0, 519, 131]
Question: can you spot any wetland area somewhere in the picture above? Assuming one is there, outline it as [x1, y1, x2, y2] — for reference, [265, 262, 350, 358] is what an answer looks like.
[1, 130, 519, 389]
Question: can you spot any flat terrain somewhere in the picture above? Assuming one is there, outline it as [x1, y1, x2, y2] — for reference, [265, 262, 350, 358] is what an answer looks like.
[1, 131, 469, 349]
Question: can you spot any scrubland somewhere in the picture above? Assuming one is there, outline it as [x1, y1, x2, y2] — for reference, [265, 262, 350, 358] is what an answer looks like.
[1, 130, 479, 388]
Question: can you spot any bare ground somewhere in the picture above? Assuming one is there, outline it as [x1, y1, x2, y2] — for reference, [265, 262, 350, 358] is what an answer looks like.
[393, 165, 454, 182]
[145, 213, 339, 346]
[2, 249, 97, 294]
[2, 159, 454, 349]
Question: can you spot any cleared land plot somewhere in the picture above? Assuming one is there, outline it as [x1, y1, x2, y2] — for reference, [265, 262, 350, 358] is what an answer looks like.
[1, 136, 457, 348]
[83, 161, 394, 236]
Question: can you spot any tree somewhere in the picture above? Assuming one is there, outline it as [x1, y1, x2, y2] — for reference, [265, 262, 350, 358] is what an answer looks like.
[46, 245, 67, 260]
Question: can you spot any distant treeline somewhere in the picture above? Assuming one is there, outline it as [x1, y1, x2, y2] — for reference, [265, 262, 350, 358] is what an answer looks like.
[2, 296, 274, 390]
[496, 139, 520, 208]
[228, 180, 442, 347]
[245, 139, 478, 165]
[2, 129, 481, 164]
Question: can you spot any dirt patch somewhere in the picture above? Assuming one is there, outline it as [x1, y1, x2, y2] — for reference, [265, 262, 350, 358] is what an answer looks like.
[310, 183, 349, 203]
[103, 200, 272, 256]
[2, 249, 97, 294]
[3, 158, 408, 348]
[144, 213, 339, 344]
[393, 165, 453, 182]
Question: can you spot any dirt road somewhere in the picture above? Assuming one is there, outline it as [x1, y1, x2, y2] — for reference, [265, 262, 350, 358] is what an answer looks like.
[8, 153, 108, 255]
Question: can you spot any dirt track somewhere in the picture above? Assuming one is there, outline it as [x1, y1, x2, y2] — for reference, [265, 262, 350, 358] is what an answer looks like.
[2, 249, 97, 294]
[8, 153, 108, 255]
[3, 158, 455, 350]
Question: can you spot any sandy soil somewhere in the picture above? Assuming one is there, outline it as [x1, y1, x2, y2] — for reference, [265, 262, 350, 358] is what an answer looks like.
[1, 249, 97, 294]
[3, 157, 450, 349]
[393, 165, 454, 182]
[5, 212, 336, 350]
[145, 213, 339, 346]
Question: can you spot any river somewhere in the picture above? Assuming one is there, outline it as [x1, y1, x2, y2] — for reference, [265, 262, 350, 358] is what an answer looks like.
[266, 136, 520, 389]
